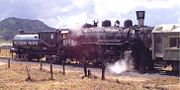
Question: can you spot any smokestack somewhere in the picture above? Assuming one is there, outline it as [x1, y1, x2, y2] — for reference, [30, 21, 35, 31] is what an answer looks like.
[136, 11, 145, 27]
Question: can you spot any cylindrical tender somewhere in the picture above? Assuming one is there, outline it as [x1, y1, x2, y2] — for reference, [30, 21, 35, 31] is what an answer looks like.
[13, 34, 39, 46]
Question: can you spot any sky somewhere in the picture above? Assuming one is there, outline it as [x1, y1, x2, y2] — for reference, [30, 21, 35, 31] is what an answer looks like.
[0, 0, 179, 28]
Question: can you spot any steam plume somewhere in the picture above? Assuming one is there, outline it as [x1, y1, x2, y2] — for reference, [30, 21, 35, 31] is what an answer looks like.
[107, 51, 134, 74]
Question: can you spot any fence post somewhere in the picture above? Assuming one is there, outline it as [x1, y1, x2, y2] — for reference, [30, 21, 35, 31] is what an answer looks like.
[25, 66, 32, 81]
[50, 56, 53, 80]
[40, 59, 42, 71]
[62, 59, 65, 75]
[84, 62, 87, 77]
[101, 62, 105, 80]
[8, 58, 10, 68]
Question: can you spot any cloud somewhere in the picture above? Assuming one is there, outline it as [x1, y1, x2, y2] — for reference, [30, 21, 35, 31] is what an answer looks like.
[71, 0, 90, 8]
[0, 0, 179, 28]
[92, 0, 180, 24]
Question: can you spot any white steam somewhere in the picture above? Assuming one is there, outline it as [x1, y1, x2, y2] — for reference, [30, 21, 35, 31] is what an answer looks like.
[70, 26, 84, 37]
[107, 59, 128, 74]
[107, 51, 134, 74]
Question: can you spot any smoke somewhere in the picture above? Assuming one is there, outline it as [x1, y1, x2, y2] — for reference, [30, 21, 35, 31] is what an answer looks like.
[70, 25, 84, 37]
[107, 51, 134, 74]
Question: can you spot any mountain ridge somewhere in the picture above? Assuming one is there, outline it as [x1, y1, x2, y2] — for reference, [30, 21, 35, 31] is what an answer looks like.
[0, 17, 55, 40]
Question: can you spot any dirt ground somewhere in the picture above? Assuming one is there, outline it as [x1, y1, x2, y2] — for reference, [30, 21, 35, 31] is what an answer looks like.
[0, 61, 179, 90]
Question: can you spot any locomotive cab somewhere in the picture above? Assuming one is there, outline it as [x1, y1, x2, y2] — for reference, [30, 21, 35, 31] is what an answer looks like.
[39, 31, 57, 47]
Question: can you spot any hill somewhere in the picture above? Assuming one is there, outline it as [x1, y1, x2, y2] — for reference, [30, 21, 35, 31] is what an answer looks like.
[0, 17, 55, 40]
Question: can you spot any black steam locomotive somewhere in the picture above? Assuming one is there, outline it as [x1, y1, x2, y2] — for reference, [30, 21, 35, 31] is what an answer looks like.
[11, 11, 179, 71]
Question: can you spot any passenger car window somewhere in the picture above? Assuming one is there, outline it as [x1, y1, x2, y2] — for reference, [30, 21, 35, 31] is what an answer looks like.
[169, 37, 180, 48]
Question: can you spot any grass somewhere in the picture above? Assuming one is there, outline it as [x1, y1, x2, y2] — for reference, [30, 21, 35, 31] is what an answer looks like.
[0, 63, 179, 90]
[0, 49, 179, 90]
[0, 39, 11, 44]
[0, 64, 126, 90]
[0, 39, 12, 58]
[0, 49, 11, 58]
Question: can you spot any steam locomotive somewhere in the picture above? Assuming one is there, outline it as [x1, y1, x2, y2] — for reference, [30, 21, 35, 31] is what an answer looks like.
[11, 11, 180, 71]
